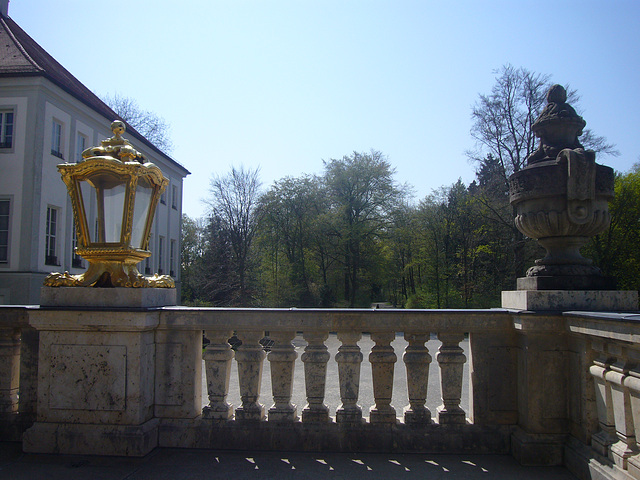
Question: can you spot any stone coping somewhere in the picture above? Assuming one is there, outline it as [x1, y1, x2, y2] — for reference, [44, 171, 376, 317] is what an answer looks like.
[40, 287, 176, 308]
[157, 307, 514, 333]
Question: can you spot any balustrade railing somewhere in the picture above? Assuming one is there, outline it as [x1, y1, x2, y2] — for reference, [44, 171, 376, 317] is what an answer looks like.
[159, 308, 514, 432]
[567, 312, 640, 478]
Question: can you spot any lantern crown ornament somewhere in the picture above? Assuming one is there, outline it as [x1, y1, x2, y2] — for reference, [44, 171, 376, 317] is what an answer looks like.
[44, 121, 175, 288]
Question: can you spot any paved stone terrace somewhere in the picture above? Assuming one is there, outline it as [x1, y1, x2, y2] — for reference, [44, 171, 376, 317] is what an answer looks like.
[0, 443, 577, 479]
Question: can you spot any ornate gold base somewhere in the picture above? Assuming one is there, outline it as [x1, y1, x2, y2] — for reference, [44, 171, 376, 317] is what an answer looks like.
[44, 260, 174, 288]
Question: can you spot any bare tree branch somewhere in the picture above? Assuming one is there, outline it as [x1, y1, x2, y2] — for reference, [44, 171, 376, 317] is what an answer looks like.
[102, 93, 174, 154]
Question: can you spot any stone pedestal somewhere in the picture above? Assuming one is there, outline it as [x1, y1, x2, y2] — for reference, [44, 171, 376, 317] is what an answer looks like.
[22, 287, 175, 456]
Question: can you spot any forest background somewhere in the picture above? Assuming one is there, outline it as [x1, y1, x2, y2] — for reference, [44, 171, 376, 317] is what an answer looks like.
[179, 66, 639, 309]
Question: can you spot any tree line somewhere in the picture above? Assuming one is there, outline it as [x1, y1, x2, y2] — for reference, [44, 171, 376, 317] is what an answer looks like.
[180, 65, 636, 308]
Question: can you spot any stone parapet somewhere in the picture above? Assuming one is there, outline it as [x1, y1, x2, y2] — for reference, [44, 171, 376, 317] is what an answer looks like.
[4, 302, 640, 478]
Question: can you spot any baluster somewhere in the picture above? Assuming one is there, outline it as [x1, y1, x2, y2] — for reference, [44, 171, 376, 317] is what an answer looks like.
[369, 331, 397, 424]
[336, 331, 363, 424]
[301, 331, 330, 423]
[268, 331, 298, 422]
[605, 355, 637, 469]
[589, 340, 617, 456]
[436, 332, 466, 424]
[202, 330, 235, 420]
[235, 330, 266, 421]
[0, 326, 20, 416]
[403, 332, 432, 425]
[623, 365, 640, 476]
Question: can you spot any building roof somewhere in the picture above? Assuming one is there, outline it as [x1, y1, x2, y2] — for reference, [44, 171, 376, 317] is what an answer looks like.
[0, 14, 189, 176]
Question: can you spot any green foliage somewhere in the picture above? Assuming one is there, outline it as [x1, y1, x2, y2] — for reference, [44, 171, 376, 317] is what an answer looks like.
[585, 164, 640, 292]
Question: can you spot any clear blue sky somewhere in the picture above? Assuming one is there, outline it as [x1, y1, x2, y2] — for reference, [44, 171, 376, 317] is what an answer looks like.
[9, 0, 640, 219]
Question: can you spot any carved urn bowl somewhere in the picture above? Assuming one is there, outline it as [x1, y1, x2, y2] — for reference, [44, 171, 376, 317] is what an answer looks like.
[509, 149, 614, 277]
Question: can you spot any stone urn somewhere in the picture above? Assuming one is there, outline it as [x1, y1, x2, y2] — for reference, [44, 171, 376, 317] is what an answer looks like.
[508, 85, 615, 290]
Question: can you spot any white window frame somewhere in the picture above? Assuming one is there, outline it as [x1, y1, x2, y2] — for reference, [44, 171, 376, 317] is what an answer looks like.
[0, 198, 11, 265]
[170, 239, 176, 277]
[51, 119, 64, 159]
[45, 206, 60, 265]
[0, 109, 14, 150]
[76, 133, 87, 163]
[171, 185, 178, 210]
[158, 236, 165, 274]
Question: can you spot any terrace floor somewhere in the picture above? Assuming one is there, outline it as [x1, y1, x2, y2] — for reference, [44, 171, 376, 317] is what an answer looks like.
[0, 443, 577, 479]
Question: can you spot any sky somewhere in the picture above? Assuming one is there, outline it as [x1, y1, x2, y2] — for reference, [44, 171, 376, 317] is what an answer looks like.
[9, 1, 640, 219]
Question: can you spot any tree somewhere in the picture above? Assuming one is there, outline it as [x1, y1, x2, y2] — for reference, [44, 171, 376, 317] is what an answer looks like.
[180, 214, 205, 303]
[206, 166, 262, 305]
[102, 93, 174, 153]
[322, 150, 403, 307]
[585, 163, 640, 292]
[258, 175, 325, 306]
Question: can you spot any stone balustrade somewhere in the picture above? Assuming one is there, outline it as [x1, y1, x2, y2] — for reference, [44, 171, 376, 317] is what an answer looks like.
[566, 312, 640, 479]
[3, 302, 640, 480]
[193, 310, 488, 428]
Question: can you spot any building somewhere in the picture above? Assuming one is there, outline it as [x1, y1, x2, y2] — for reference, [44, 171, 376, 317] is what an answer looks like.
[0, 6, 190, 304]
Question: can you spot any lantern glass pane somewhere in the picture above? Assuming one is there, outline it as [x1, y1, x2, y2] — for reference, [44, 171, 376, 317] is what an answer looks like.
[132, 177, 153, 249]
[102, 183, 126, 242]
[78, 180, 94, 243]
[86, 172, 126, 243]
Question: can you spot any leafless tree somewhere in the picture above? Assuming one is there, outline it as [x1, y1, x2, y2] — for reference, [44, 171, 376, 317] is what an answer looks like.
[468, 64, 618, 190]
[102, 93, 173, 153]
[207, 166, 262, 305]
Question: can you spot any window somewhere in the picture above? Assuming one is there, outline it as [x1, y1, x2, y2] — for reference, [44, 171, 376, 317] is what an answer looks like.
[72, 220, 83, 268]
[169, 239, 176, 277]
[158, 236, 164, 274]
[51, 120, 64, 159]
[45, 207, 59, 265]
[144, 255, 151, 275]
[0, 199, 9, 263]
[76, 133, 87, 163]
[0, 110, 14, 149]
[171, 185, 178, 210]
[160, 190, 166, 205]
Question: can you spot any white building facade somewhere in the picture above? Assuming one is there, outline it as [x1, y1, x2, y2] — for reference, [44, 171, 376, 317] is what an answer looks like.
[0, 12, 189, 304]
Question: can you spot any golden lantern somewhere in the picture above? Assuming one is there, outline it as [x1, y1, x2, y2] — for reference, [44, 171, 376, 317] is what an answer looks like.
[44, 121, 174, 288]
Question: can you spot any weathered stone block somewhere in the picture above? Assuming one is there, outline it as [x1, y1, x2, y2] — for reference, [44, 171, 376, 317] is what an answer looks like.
[48, 344, 127, 411]
[40, 286, 176, 308]
[502, 290, 638, 312]
[23, 419, 159, 456]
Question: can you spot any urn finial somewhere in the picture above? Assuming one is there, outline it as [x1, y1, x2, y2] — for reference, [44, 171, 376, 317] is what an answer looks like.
[526, 84, 587, 165]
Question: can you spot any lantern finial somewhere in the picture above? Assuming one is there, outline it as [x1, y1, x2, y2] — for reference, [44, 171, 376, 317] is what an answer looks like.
[81, 120, 146, 164]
